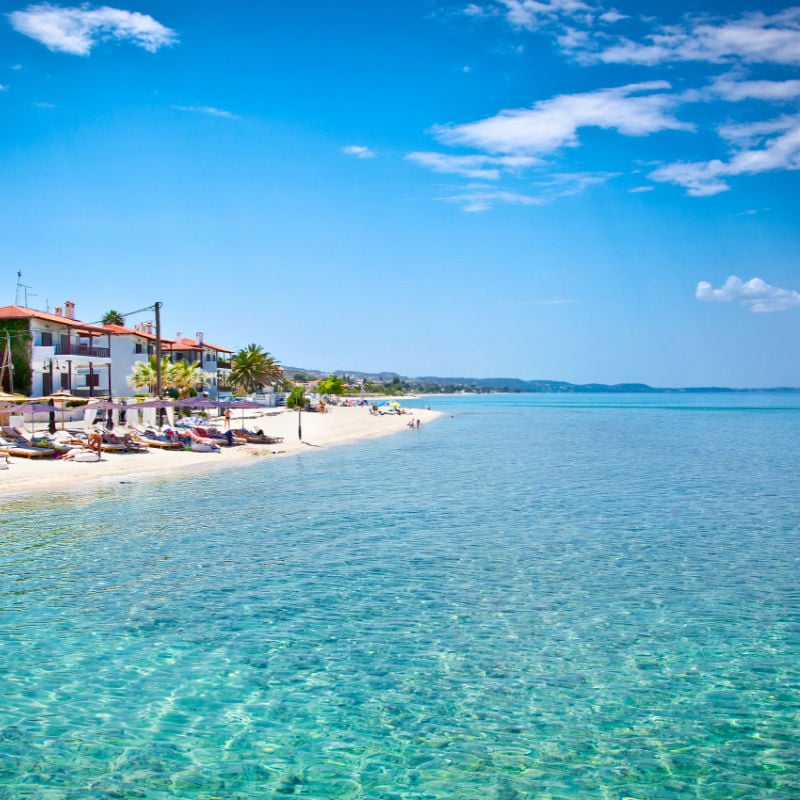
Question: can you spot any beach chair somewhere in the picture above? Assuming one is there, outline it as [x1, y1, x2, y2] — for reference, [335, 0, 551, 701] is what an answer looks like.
[0, 436, 56, 458]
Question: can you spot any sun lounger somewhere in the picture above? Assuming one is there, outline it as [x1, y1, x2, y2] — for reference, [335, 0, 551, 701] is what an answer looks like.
[0, 437, 56, 458]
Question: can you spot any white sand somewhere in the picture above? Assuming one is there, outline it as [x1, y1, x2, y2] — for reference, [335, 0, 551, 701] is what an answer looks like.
[0, 405, 439, 500]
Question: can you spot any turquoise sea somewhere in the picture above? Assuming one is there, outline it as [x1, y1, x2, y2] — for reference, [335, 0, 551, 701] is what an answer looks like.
[2, 393, 799, 799]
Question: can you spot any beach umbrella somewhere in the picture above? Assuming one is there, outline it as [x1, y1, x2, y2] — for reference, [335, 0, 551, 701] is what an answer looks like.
[173, 397, 221, 427]
[136, 398, 175, 428]
[223, 399, 267, 430]
[173, 397, 219, 408]
[35, 391, 78, 430]
[7, 401, 51, 437]
[84, 400, 125, 429]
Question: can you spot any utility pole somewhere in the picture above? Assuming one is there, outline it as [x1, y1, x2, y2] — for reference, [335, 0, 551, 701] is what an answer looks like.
[154, 300, 163, 395]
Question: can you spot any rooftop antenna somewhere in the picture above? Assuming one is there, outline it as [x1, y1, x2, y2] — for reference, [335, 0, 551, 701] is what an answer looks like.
[15, 271, 36, 307]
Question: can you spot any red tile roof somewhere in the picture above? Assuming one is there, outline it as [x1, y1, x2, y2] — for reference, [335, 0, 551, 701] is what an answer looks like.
[0, 304, 108, 334]
[166, 337, 233, 354]
[101, 323, 175, 344]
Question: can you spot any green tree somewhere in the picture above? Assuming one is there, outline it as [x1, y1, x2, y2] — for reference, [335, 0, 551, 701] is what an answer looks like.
[318, 375, 344, 396]
[285, 385, 306, 409]
[101, 310, 125, 326]
[170, 359, 209, 398]
[127, 356, 208, 397]
[230, 344, 283, 394]
[127, 356, 165, 395]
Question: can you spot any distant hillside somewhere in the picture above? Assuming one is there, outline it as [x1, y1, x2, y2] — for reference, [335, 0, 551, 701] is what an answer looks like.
[283, 367, 798, 393]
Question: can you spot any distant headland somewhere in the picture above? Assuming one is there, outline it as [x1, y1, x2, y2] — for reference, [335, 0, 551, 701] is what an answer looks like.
[285, 368, 799, 395]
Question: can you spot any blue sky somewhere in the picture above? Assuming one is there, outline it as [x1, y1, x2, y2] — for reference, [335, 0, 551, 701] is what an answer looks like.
[2, 0, 800, 387]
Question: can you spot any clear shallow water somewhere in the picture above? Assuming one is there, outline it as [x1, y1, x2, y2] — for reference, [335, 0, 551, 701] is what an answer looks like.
[2, 393, 799, 799]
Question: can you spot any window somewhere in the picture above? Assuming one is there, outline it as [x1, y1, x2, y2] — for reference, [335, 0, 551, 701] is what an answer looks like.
[135, 343, 144, 354]
[40, 332, 53, 346]
[85, 374, 100, 387]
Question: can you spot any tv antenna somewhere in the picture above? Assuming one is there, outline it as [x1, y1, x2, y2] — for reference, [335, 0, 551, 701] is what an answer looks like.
[15, 271, 36, 307]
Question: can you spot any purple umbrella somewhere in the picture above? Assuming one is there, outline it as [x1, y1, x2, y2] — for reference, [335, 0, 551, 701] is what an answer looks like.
[6, 402, 51, 436]
[222, 399, 268, 430]
[136, 399, 175, 408]
[174, 397, 220, 410]
[136, 398, 175, 427]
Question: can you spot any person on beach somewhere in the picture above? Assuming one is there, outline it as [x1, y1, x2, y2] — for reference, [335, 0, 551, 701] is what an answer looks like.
[88, 430, 103, 455]
[416, 418, 420, 430]
[224, 408, 231, 430]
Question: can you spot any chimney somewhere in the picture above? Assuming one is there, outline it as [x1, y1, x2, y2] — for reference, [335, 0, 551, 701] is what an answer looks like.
[145, 321, 153, 335]
[196, 331, 204, 345]
[64, 300, 75, 320]
[55, 306, 63, 316]
[176, 332, 182, 341]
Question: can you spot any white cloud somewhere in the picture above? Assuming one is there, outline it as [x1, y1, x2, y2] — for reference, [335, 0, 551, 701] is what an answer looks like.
[34, 100, 57, 108]
[173, 105, 237, 119]
[434, 82, 691, 156]
[406, 151, 539, 179]
[8, 3, 177, 56]
[536, 170, 617, 196]
[0, 84, 6, 91]
[599, 10, 627, 24]
[341, 145, 375, 159]
[595, 9, 800, 67]
[442, 187, 543, 212]
[498, 0, 592, 31]
[651, 115, 800, 196]
[712, 76, 800, 102]
[463, 3, 489, 18]
[697, 276, 800, 312]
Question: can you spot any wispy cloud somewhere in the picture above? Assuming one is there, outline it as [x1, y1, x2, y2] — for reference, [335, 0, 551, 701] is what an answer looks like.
[536, 170, 618, 197]
[697, 276, 800, 312]
[433, 82, 691, 156]
[592, 9, 800, 67]
[712, 75, 800, 102]
[341, 145, 375, 159]
[441, 187, 542, 212]
[497, 0, 592, 31]
[650, 114, 800, 196]
[8, 3, 177, 56]
[173, 105, 237, 119]
[406, 151, 539, 179]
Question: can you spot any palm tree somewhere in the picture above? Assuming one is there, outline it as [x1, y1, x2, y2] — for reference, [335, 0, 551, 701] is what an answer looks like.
[102, 310, 125, 326]
[169, 359, 209, 397]
[128, 356, 165, 395]
[127, 356, 208, 397]
[230, 344, 283, 394]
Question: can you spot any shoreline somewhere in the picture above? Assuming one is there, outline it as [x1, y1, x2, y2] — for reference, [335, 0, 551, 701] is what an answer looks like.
[0, 405, 441, 501]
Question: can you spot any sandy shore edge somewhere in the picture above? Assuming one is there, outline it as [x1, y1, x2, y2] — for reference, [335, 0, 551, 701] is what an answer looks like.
[0, 405, 441, 501]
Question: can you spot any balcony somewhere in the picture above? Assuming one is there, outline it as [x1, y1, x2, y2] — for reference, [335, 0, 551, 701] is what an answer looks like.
[54, 343, 110, 358]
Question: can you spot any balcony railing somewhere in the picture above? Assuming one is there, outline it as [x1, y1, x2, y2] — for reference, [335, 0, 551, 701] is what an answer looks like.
[54, 343, 110, 358]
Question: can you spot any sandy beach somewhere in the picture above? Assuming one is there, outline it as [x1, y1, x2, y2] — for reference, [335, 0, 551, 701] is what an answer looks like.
[0, 404, 440, 500]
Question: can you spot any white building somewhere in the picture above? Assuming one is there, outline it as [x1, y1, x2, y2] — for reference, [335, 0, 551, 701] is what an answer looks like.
[0, 302, 113, 397]
[166, 332, 232, 398]
[102, 320, 175, 398]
